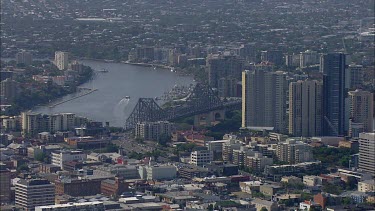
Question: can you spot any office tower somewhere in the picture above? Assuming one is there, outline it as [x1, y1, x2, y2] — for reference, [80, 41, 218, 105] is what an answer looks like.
[207, 54, 244, 88]
[260, 50, 283, 66]
[15, 179, 55, 211]
[348, 89, 374, 136]
[54, 51, 69, 70]
[358, 132, 375, 176]
[242, 69, 287, 133]
[299, 50, 319, 68]
[0, 78, 18, 103]
[238, 43, 256, 62]
[276, 139, 314, 164]
[0, 164, 11, 204]
[348, 64, 364, 89]
[289, 80, 323, 137]
[16, 51, 33, 65]
[321, 53, 347, 136]
[285, 53, 300, 67]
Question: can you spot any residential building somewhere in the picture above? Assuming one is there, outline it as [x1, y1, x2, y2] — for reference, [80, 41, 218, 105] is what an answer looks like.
[1, 78, 18, 103]
[299, 50, 319, 68]
[252, 198, 278, 211]
[289, 79, 323, 137]
[321, 53, 347, 136]
[358, 133, 375, 176]
[0, 164, 11, 204]
[348, 64, 364, 89]
[15, 179, 55, 211]
[135, 121, 174, 140]
[358, 180, 375, 193]
[94, 165, 139, 179]
[54, 51, 69, 70]
[218, 77, 238, 97]
[245, 152, 273, 172]
[348, 89, 374, 136]
[191, 150, 213, 166]
[276, 139, 313, 164]
[242, 69, 287, 133]
[35, 202, 104, 211]
[207, 54, 244, 88]
[51, 150, 87, 168]
[261, 50, 283, 66]
[303, 175, 323, 187]
[16, 51, 33, 65]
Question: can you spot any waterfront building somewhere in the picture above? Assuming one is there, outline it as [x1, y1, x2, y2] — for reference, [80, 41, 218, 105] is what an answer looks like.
[242, 69, 287, 133]
[54, 51, 69, 70]
[289, 80, 323, 137]
[321, 53, 347, 136]
[135, 121, 174, 141]
[16, 50, 33, 65]
[15, 179, 55, 211]
[358, 132, 375, 176]
[0, 164, 11, 204]
[191, 150, 213, 166]
[348, 89, 373, 136]
[207, 54, 244, 89]
[276, 139, 313, 164]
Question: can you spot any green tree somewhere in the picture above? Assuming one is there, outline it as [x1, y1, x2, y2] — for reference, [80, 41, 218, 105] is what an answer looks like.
[34, 152, 47, 162]
[157, 134, 172, 146]
[260, 207, 268, 211]
[207, 204, 214, 211]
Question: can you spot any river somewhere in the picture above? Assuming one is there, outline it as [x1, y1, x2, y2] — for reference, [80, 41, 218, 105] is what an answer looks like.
[32, 60, 194, 127]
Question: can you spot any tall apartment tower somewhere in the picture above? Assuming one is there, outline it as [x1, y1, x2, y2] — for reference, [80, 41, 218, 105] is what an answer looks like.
[358, 132, 375, 176]
[15, 179, 55, 211]
[289, 80, 323, 137]
[348, 64, 364, 89]
[0, 164, 11, 204]
[242, 69, 287, 133]
[348, 89, 374, 135]
[54, 51, 69, 70]
[16, 51, 33, 65]
[321, 53, 347, 136]
[207, 54, 244, 88]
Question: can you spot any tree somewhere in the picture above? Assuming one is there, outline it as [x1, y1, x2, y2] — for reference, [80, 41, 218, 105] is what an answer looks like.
[207, 204, 214, 211]
[260, 207, 268, 211]
[34, 152, 47, 162]
[157, 134, 172, 146]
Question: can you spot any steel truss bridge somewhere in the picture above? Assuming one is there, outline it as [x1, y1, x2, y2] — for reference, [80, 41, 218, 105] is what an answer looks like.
[124, 83, 241, 129]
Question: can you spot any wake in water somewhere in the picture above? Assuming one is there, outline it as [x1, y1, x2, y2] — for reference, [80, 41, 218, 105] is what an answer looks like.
[113, 97, 130, 122]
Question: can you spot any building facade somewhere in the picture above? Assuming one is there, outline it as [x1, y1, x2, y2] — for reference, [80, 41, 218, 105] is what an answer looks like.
[358, 133, 375, 176]
[321, 53, 347, 136]
[289, 80, 323, 137]
[276, 139, 313, 164]
[135, 121, 174, 140]
[16, 51, 33, 65]
[242, 69, 287, 133]
[51, 150, 87, 168]
[15, 179, 55, 211]
[348, 89, 374, 136]
[0, 165, 11, 204]
[54, 51, 69, 70]
[191, 150, 213, 166]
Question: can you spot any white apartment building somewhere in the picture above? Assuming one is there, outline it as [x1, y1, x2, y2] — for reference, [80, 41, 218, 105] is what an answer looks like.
[51, 150, 87, 168]
[191, 150, 213, 166]
[139, 165, 177, 180]
[276, 139, 313, 164]
[358, 133, 375, 176]
[54, 51, 69, 70]
[15, 179, 55, 211]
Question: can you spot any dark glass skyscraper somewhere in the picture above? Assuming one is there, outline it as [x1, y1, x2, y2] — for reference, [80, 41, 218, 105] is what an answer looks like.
[321, 53, 347, 136]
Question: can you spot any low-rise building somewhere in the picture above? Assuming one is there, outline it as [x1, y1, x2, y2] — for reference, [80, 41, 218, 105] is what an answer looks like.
[191, 150, 213, 166]
[51, 150, 86, 168]
[358, 180, 375, 193]
[35, 202, 104, 211]
[139, 165, 177, 180]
